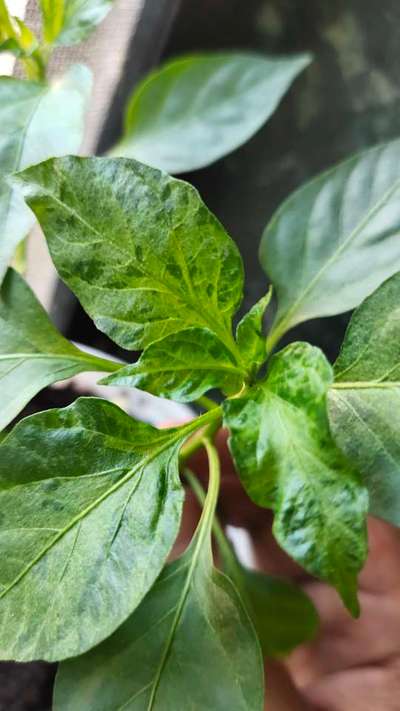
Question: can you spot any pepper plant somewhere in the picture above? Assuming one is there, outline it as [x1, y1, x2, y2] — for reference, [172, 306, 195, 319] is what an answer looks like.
[1, 135, 400, 707]
[0, 0, 310, 282]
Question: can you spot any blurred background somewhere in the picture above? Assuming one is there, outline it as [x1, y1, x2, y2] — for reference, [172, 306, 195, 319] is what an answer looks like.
[2, 0, 400, 707]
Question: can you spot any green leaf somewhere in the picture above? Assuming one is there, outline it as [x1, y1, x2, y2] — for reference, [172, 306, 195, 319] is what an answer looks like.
[260, 140, 400, 347]
[40, 0, 113, 46]
[328, 271, 400, 526]
[236, 288, 272, 375]
[0, 398, 214, 661]
[0, 269, 119, 431]
[15, 156, 244, 358]
[235, 568, 319, 658]
[101, 327, 245, 402]
[54, 441, 264, 711]
[0, 65, 92, 282]
[223, 342, 368, 616]
[111, 52, 311, 174]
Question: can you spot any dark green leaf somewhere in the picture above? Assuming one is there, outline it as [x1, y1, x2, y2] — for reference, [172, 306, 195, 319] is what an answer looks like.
[54, 442, 264, 711]
[223, 342, 368, 615]
[101, 327, 245, 402]
[15, 156, 244, 358]
[111, 52, 311, 174]
[0, 269, 119, 430]
[236, 568, 319, 658]
[236, 289, 271, 375]
[260, 140, 400, 347]
[328, 271, 400, 526]
[0, 65, 92, 282]
[40, 0, 113, 46]
[0, 397, 210, 661]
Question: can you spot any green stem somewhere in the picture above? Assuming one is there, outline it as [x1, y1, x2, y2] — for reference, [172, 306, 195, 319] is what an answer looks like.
[199, 439, 221, 538]
[185, 468, 239, 575]
[196, 395, 219, 411]
[265, 319, 288, 354]
[179, 409, 222, 464]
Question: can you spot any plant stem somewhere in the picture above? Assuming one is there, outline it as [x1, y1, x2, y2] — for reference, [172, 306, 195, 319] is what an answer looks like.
[185, 468, 238, 575]
[179, 409, 222, 464]
[200, 439, 221, 537]
[196, 395, 219, 411]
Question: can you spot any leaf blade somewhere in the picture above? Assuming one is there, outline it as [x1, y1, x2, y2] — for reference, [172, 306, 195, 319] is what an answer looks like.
[101, 327, 245, 402]
[0, 397, 200, 661]
[0, 65, 92, 282]
[223, 342, 368, 615]
[328, 271, 400, 527]
[111, 52, 311, 174]
[15, 156, 244, 355]
[0, 269, 118, 430]
[260, 140, 400, 342]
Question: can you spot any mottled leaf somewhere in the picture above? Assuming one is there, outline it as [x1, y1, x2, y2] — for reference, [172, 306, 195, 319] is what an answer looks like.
[236, 289, 271, 376]
[0, 398, 207, 661]
[15, 156, 244, 359]
[223, 342, 368, 615]
[0, 65, 92, 282]
[260, 140, 400, 346]
[328, 271, 400, 526]
[111, 52, 311, 174]
[0, 269, 118, 430]
[101, 327, 245, 402]
[54, 442, 264, 711]
[40, 0, 113, 46]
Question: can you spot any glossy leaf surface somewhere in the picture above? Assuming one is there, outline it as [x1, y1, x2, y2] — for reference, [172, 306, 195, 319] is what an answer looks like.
[102, 327, 245, 402]
[329, 272, 400, 526]
[260, 140, 400, 344]
[0, 269, 118, 430]
[0, 398, 194, 661]
[54, 442, 264, 711]
[111, 52, 311, 173]
[16, 156, 244, 356]
[40, 0, 113, 45]
[223, 342, 368, 615]
[0, 65, 91, 281]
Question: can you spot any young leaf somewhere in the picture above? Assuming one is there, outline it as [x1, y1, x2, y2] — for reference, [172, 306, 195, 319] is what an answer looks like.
[260, 140, 400, 347]
[40, 0, 113, 46]
[0, 269, 119, 430]
[0, 65, 92, 282]
[15, 156, 244, 357]
[54, 441, 264, 711]
[223, 342, 368, 616]
[328, 271, 400, 527]
[0, 398, 215, 662]
[101, 327, 245, 402]
[111, 52, 311, 174]
[236, 289, 272, 375]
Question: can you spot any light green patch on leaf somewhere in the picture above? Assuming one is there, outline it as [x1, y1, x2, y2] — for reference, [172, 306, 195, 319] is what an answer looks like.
[15, 156, 244, 358]
[0, 397, 212, 662]
[101, 327, 245, 402]
[0, 65, 92, 282]
[328, 271, 400, 527]
[111, 52, 311, 174]
[260, 140, 400, 347]
[236, 288, 272, 376]
[54, 441, 264, 711]
[223, 342, 368, 615]
[0, 269, 119, 430]
[40, 0, 113, 46]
